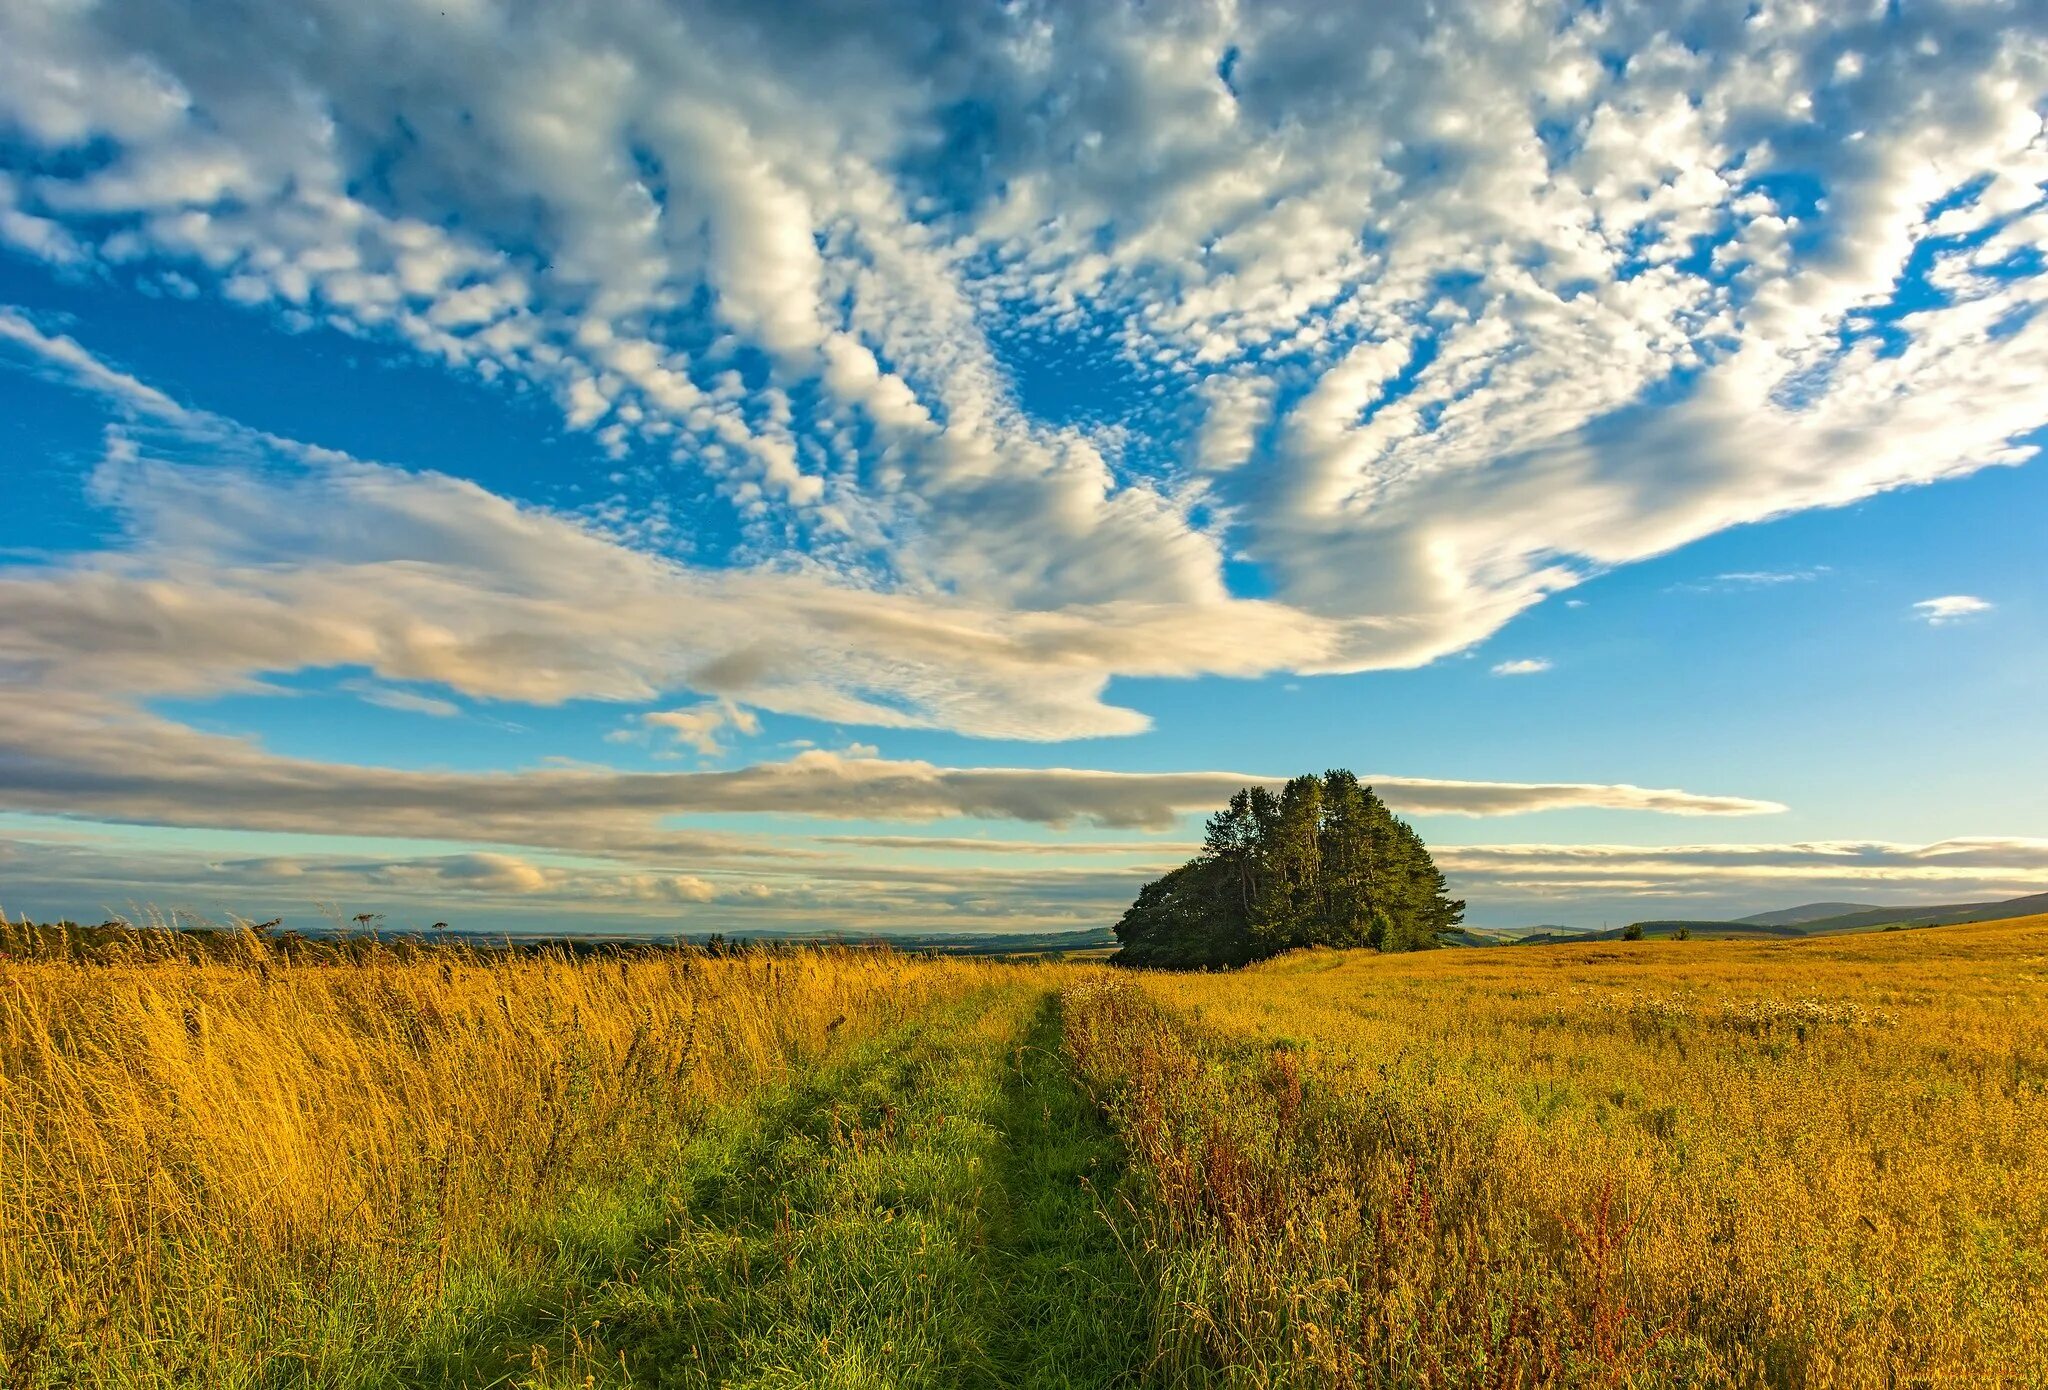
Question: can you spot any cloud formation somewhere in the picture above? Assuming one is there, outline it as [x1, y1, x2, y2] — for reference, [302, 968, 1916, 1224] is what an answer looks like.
[0, 323, 1784, 919]
[7, 832, 2042, 937]
[2, 1, 2044, 930]
[635, 702, 763, 757]
[1437, 839, 2048, 902]
[1912, 595, 1994, 625]
[0, 0, 2043, 701]
[0, 343, 1313, 740]
[0, 687, 1782, 852]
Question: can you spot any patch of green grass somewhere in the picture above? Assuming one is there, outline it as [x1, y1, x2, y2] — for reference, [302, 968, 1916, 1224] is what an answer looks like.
[388, 986, 1151, 1388]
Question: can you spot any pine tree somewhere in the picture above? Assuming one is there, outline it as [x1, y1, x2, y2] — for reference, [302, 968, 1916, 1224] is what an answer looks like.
[1423, 860, 1467, 942]
[1316, 770, 1376, 947]
[1253, 775, 1323, 948]
[1203, 787, 1277, 925]
[1359, 784, 1405, 944]
[1114, 769, 1465, 968]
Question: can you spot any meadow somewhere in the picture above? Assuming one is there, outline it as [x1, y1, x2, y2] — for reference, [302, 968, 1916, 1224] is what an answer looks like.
[1065, 917, 2048, 1388]
[3, 917, 2044, 1387]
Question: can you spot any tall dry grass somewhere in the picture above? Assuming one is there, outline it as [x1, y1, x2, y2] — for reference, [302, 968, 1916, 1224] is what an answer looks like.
[1066, 917, 2048, 1388]
[0, 926, 1003, 1385]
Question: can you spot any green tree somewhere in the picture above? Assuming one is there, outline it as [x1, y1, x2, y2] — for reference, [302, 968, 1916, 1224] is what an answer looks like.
[1203, 787, 1277, 926]
[1315, 770, 1378, 947]
[1112, 859, 1258, 968]
[1113, 769, 1465, 969]
[1252, 775, 1324, 949]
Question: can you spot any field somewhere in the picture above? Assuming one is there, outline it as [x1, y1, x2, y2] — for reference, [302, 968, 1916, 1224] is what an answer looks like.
[3, 919, 2045, 1387]
[1067, 917, 2048, 1388]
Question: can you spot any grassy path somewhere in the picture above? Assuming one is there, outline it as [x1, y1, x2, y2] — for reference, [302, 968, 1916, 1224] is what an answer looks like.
[405, 985, 1149, 1389]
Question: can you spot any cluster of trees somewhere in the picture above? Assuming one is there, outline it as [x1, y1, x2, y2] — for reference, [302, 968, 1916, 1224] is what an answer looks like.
[1113, 770, 1466, 969]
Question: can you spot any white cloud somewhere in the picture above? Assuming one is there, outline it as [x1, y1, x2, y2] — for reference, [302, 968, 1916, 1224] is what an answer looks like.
[1671, 567, 1831, 594]
[341, 680, 462, 718]
[6, 830, 2039, 938]
[1190, 373, 1272, 474]
[0, 309, 190, 421]
[0, 686, 1786, 854]
[639, 701, 762, 757]
[0, 0, 2038, 682]
[0, 830, 1147, 932]
[0, 305, 1838, 908]
[1717, 570, 1826, 587]
[1372, 777, 1778, 819]
[1491, 658, 1552, 676]
[0, 327, 1335, 741]
[420, 851, 553, 895]
[1912, 594, 1994, 625]
[0, 0, 2043, 936]
[1437, 839, 2048, 901]
[818, 836, 1201, 857]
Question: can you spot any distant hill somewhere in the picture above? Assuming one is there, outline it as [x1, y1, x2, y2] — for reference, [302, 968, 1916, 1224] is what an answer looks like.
[1735, 901, 1882, 926]
[1559, 890, 2048, 945]
[1782, 891, 2048, 934]
[1443, 923, 1611, 947]
[1573, 919, 1805, 942]
[1444, 927, 1527, 947]
[1504, 928, 1606, 946]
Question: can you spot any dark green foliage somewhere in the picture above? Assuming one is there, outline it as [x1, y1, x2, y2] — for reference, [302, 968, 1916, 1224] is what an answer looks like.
[1114, 769, 1466, 969]
[1109, 858, 1267, 969]
[1622, 922, 1646, 941]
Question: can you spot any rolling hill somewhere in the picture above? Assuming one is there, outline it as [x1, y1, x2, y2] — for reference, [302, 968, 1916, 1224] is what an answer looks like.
[1570, 919, 1806, 942]
[1735, 901, 1884, 926]
[1773, 891, 2048, 934]
[1578, 890, 2048, 943]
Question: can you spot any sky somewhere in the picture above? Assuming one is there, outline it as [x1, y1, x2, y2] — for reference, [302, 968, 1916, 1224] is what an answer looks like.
[0, 0, 2044, 936]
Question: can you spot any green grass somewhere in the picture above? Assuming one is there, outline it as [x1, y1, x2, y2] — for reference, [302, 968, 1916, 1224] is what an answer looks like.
[380, 986, 1150, 1388]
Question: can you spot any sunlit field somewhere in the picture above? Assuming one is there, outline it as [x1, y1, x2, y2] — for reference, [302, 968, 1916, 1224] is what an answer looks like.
[1066, 916, 2048, 1388]
[5, 919, 2045, 1387]
[0, 927, 1027, 1385]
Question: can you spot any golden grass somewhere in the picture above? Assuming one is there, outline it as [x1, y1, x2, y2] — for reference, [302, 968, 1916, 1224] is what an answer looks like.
[1066, 916, 2048, 1388]
[12, 915, 2045, 1387]
[0, 929, 1011, 1384]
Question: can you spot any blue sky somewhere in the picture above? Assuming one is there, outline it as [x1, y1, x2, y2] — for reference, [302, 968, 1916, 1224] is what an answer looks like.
[0, 0, 2044, 934]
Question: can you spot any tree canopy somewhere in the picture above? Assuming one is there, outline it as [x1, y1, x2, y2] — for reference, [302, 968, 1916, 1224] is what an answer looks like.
[1112, 770, 1465, 969]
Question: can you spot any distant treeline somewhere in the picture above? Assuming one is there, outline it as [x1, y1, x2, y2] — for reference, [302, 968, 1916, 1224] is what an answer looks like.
[0, 917, 808, 967]
[0, 917, 1113, 966]
[1115, 770, 1465, 969]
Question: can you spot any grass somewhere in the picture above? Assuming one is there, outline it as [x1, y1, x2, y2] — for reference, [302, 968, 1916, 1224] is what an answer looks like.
[0, 932, 1019, 1385]
[1064, 915, 2048, 1387]
[5, 919, 2046, 1386]
[400, 987, 1149, 1388]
